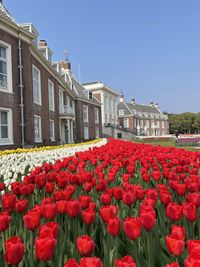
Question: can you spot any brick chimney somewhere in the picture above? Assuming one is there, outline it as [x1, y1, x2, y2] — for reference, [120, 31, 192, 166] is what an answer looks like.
[60, 61, 71, 71]
[131, 98, 135, 104]
[38, 40, 52, 63]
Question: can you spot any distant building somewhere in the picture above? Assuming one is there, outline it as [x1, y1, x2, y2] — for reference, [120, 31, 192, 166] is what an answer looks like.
[82, 81, 119, 136]
[117, 94, 169, 136]
[0, 2, 102, 149]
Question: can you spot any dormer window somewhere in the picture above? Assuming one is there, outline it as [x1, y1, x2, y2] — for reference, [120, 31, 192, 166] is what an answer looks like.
[119, 109, 124, 116]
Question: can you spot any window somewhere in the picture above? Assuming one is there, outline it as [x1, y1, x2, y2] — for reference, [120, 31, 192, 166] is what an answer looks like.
[119, 109, 124, 116]
[49, 120, 55, 141]
[72, 101, 75, 112]
[83, 105, 88, 122]
[34, 115, 42, 142]
[48, 80, 55, 111]
[32, 65, 41, 105]
[0, 108, 13, 144]
[95, 127, 99, 138]
[123, 118, 129, 128]
[94, 108, 99, 123]
[0, 41, 12, 92]
[162, 121, 165, 128]
[59, 89, 64, 113]
[84, 126, 89, 139]
[140, 120, 143, 128]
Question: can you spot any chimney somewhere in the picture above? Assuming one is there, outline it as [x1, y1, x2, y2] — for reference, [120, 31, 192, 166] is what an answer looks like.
[119, 90, 124, 102]
[38, 40, 48, 48]
[60, 61, 71, 71]
[150, 101, 154, 107]
[131, 98, 135, 104]
[38, 40, 52, 63]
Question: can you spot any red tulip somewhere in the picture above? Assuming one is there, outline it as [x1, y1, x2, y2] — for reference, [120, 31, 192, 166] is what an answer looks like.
[45, 182, 55, 194]
[0, 211, 11, 231]
[79, 257, 103, 267]
[79, 195, 91, 209]
[64, 258, 79, 267]
[123, 217, 141, 240]
[140, 211, 156, 231]
[2, 193, 16, 213]
[41, 203, 57, 219]
[166, 262, 180, 267]
[82, 209, 96, 225]
[4, 236, 24, 265]
[23, 210, 40, 230]
[38, 222, 59, 239]
[66, 199, 81, 218]
[100, 205, 118, 223]
[15, 199, 28, 213]
[115, 255, 136, 267]
[170, 225, 186, 240]
[165, 236, 185, 256]
[35, 236, 57, 261]
[122, 191, 136, 206]
[107, 216, 121, 236]
[76, 235, 95, 256]
[166, 202, 183, 221]
[183, 202, 197, 222]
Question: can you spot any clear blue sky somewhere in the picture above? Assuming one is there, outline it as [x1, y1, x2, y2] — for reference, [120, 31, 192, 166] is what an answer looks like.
[4, 0, 200, 113]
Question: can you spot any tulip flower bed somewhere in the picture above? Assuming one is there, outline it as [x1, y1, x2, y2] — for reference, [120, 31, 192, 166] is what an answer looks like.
[0, 138, 106, 191]
[1, 139, 200, 266]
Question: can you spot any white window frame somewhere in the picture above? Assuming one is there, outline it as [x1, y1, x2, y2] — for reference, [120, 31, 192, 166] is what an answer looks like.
[0, 108, 13, 145]
[32, 65, 41, 105]
[123, 118, 129, 128]
[59, 89, 64, 113]
[0, 41, 12, 93]
[48, 79, 55, 111]
[34, 115, 42, 143]
[49, 119, 55, 141]
[95, 127, 99, 138]
[119, 109, 124, 116]
[94, 108, 99, 123]
[84, 126, 89, 139]
[83, 105, 88, 123]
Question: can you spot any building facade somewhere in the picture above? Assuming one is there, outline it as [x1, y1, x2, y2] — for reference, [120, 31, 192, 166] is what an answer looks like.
[0, 2, 101, 149]
[82, 81, 119, 137]
[117, 95, 169, 136]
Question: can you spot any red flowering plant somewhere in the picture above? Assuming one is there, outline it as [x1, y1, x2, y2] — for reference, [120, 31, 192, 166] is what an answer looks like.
[1, 138, 200, 266]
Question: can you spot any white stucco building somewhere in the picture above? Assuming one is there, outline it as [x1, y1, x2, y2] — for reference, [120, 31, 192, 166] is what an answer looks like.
[82, 81, 119, 127]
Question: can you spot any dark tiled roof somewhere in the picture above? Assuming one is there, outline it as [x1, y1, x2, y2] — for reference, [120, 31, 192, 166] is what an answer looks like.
[0, 3, 18, 25]
[72, 78, 100, 105]
[118, 102, 132, 115]
[126, 103, 161, 114]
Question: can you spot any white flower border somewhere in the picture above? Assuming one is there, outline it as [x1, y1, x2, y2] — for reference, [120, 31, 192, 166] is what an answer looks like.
[0, 139, 107, 189]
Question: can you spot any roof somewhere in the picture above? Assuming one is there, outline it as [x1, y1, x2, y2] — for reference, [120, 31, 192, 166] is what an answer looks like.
[0, 2, 18, 25]
[72, 78, 100, 105]
[82, 81, 120, 96]
[126, 103, 161, 114]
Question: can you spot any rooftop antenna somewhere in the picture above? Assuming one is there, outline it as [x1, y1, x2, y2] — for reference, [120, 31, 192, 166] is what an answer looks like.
[78, 64, 81, 83]
[64, 50, 68, 61]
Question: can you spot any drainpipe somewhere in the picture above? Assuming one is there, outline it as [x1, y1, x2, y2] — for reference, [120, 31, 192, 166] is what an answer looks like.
[18, 35, 25, 148]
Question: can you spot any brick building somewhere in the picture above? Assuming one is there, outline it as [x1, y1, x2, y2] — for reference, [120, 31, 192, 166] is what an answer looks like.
[0, 2, 101, 149]
[117, 94, 169, 136]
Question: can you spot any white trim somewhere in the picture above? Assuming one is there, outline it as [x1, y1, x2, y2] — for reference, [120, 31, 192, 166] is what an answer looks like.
[49, 119, 55, 141]
[84, 126, 89, 139]
[32, 65, 41, 105]
[0, 107, 13, 145]
[83, 105, 89, 123]
[48, 79, 55, 111]
[94, 108, 99, 123]
[34, 115, 42, 142]
[0, 40, 13, 93]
